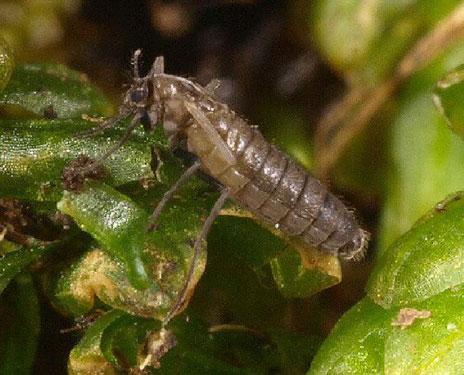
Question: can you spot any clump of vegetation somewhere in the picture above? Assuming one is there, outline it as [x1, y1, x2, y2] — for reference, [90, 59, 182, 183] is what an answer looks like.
[3, 1, 464, 373]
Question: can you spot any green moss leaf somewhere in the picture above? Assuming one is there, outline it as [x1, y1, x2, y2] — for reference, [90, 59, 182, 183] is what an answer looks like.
[310, 286, 464, 374]
[210, 215, 341, 300]
[0, 240, 56, 294]
[68, 309, 125, 375]
[315, 189, 464, 372]
[0, 274, 40, 375]
[383, 286, 464, 374]
[70, 312, 294, 374]
[194, 228, 289, 329]
[210, 215, 285, 269]
[69, 310, 161, 374]
[271, 331, 321, 374]
[0, 64, 112, 118]
[368, 192, 464, 308]
[157, 318, 292, 374]
[47, 246, 181, 319]
[58, 182, 152, 290]
[53, 181, 213, 318]
[309, 298, 389, 375]
[270, 249, 340, 298]
[0, 118, 154, 201]
[100, 314, 159, 369]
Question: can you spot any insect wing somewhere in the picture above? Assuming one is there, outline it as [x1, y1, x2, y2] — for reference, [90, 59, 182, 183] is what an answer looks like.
[184, 101, 237, 165]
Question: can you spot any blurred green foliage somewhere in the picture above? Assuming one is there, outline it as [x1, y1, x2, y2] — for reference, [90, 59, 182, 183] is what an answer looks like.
[310, 0, 462, 85]
[0, 0, 81, 58]
[378, 42, 464, 251]
[306, 1, 464, 373]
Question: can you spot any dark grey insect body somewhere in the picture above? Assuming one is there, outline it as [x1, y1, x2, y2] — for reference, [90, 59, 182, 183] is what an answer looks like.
[76, 51, 369, 323]
[147, 64, 368, 260]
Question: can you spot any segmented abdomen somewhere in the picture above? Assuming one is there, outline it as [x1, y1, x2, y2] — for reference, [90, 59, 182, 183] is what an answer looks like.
[185, 105, 366, 259]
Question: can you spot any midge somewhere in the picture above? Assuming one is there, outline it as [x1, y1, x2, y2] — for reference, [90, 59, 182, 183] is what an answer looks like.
[77, 50, 369, 320]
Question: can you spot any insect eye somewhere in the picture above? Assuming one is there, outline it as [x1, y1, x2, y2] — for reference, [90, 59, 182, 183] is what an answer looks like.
[131, 88, 147, 103]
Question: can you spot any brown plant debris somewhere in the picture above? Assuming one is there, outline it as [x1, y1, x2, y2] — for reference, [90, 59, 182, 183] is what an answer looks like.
[391, 307, 432, 329]
[62, 154, 107, 192]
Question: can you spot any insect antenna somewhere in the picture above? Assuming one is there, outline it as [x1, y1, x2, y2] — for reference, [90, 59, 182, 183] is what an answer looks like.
[75, 109, 132, 138]
[75, 112, 142, 176]
[132, 49, 143, 79]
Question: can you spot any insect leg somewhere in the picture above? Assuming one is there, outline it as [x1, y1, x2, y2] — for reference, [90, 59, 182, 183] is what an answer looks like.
[150, 145, 164, 182]
[147, 160, 202, 231]
[163, 187, 230, 325]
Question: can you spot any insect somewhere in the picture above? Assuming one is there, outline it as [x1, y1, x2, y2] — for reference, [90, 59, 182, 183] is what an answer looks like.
[74, 50, 369, 322]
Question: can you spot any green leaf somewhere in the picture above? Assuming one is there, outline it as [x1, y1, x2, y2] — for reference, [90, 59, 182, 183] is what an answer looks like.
[308, 298, 388, 375]
[0, 118, 155, 201]
[194, 222, 289, 329]
[210, 215, 284, 269]
[200, 328, 277, 373]
[383, 286, 464, 374]
[0, 274, 40, 375]
[157, 317, 285, 374]
[52, 181, 213, 319]
[271, 331, 321, 374]
[100, 314, 159, 369]
[433, 64, 464, 138]
[0, 36, 14, 92]
[0, 240, 56, 294]
[310, 287, 464, 374]
[0, 64, 112, 118]
[270, 249, 340, 298]
[58, 182, 152, 289]
[70, 311, 288, 374]
[68, 309, 125, 375]
[70, 311, 161, 374]
[368, 192, 464, 308]
[210, 215, 341, 300]
[317, 188, 464, 372]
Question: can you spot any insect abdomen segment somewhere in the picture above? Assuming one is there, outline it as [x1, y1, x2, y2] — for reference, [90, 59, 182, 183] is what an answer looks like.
[185, 102, 366, 259]
[239, 139, 361, 256]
